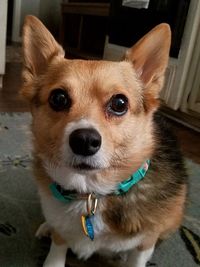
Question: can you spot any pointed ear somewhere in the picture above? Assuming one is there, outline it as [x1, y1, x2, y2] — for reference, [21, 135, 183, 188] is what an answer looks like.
[23, 15, 64, 76]
[125, 24, 171, 90]
[21, 15, 64, 100]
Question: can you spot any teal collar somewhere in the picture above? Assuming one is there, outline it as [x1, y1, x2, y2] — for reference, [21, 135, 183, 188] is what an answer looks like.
[50, 160, 150, 241]
[116, 159, 150, 195]
[50, 159, 150, 203]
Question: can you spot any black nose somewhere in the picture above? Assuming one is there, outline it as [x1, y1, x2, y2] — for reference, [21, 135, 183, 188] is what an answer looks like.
[69, 128, 102, 156]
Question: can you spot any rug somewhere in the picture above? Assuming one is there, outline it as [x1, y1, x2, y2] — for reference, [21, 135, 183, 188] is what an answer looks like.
[0, 112, 199, 267]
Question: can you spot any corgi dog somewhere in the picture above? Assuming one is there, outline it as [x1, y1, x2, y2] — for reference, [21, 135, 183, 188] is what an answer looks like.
[21, 16, 187, 267]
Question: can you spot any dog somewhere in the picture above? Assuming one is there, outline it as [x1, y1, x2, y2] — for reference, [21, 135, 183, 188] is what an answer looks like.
[21, 16, 187, 267]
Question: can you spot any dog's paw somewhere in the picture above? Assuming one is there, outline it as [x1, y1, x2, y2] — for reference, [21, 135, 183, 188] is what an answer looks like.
[35, 222, 51, 239]
[43, 242, 68, 267]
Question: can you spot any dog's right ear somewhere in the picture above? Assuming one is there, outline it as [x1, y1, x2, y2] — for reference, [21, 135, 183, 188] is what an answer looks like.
[125, 23, 171, 93]
[21, 15, 64, 100]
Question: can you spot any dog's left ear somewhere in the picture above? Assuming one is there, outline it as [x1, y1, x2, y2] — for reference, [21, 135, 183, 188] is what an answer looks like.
[23, 15, 64, 76]
[125, 24, 171, 96]
[21, 15, 65, 100]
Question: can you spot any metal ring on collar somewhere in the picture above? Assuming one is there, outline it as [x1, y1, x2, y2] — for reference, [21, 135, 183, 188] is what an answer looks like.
[86, 193, 98, 216]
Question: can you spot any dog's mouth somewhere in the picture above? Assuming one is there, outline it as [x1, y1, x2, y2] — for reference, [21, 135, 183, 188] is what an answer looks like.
[71, 162, 101, 171]
[68, 153, 109, 172]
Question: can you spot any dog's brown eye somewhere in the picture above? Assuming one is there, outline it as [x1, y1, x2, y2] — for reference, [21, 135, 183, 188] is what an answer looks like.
[49, 89, 71, 111]
[107, 94, 128, 116]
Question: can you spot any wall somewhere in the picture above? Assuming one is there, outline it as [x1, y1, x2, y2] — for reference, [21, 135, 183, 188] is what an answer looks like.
[12, 0, 62, 42]
[0, 0, 8, 87]
[39, 0, 62, 37]
[20, 0, 40, 30]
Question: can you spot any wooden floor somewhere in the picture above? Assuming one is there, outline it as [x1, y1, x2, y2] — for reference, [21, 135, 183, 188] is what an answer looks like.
[0, 63, 29, 112]
[1, 62, 200, 164]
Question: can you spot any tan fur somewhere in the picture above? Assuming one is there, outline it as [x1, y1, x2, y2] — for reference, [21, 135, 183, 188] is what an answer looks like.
[21, 15, 186, 266]
[33, 158, 51, 196]
[26, 58, 156, 186]
[52, 230, 66, 246]
[21, 16, 64, 100]
[103, 179, 186, 240]
[125, 23, 171, 87]
[139, 184, 187, 251]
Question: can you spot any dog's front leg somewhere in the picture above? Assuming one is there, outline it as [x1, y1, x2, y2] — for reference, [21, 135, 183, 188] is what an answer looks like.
[43, 231, 68, 267]
[126, 245, 155, 267]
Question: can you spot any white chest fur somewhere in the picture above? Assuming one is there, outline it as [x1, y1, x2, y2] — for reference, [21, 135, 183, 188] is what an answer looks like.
[39, 190, 144, 260]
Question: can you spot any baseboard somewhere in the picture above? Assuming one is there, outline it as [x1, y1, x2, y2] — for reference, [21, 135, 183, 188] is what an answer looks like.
[161, 106, 200, 132]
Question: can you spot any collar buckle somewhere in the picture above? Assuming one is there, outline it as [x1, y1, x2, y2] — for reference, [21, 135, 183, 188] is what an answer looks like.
[116, 159, 150, 195]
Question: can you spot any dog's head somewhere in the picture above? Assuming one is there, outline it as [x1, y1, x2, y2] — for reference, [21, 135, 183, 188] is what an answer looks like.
[21, 16, 171, 190]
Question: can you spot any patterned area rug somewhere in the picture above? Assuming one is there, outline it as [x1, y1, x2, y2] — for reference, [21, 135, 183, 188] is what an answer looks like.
[0, 112, 199, 267]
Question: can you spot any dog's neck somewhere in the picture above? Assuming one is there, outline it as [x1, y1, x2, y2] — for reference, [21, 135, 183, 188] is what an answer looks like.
[49, 159, 150, 203]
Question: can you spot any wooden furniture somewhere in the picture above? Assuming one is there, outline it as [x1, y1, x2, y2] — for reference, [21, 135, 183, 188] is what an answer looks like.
[60, 2, 110, 59]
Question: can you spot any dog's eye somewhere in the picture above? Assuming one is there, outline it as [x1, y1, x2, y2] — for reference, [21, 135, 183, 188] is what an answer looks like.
[49, 89, 71, 111]
[107, 94, 128, 116]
